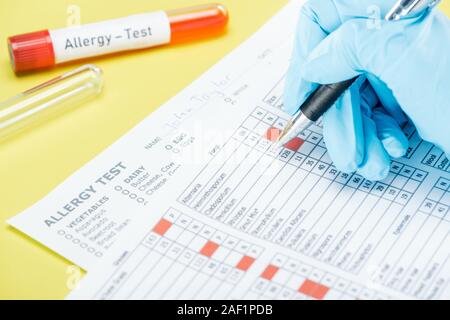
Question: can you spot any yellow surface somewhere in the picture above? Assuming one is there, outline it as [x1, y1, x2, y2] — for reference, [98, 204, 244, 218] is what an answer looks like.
[0, 0, 290, 300]
[0, 0, 449, 300]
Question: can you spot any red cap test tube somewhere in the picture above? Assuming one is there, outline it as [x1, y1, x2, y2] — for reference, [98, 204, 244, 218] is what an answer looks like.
[7, 4, 229, 73]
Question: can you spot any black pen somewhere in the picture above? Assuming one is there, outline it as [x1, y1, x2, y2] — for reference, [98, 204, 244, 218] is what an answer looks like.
[276, 78, 356, 146]
[277, 0, 441, 146]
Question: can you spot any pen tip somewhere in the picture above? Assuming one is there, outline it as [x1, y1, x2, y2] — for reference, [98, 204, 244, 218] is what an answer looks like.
[274, 127, 288, 147]
[385, 13, 400, 21]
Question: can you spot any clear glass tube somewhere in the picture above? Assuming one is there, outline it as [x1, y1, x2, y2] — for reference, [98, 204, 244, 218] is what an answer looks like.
[0, 64, 103, 141]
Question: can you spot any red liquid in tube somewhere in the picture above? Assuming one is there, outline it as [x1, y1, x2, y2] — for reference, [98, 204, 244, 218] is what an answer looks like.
[168, 4, 229, 44]
[8, 4, 229, 73]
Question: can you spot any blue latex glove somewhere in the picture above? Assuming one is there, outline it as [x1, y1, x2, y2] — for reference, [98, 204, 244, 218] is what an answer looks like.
[284, 0, 450, 181]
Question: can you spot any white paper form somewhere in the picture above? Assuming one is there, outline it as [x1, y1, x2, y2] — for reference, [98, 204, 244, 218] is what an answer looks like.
[7, 0, 297, 270]
[9, 0, 450, 299]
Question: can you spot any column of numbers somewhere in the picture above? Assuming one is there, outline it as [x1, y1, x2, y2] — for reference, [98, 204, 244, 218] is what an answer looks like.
[419, 177, 450, 221]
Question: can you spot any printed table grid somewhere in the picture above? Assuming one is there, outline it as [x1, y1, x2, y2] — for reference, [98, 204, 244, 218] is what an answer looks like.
[422, 145, 450, 173]
[402, 121, 423, 159]
[418, 177, 450, 221]
[93, 208, 263, 300]
[246, 253, 389, 300]
[369, 177, 450, 299]
[401, 122, 448, 173]
[178, 107, 428, 277]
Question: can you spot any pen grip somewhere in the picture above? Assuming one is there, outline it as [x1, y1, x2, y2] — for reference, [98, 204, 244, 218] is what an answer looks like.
[301, 77, 357, 122]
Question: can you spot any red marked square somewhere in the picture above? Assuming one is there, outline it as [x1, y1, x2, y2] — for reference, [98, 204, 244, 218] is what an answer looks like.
[153, 218, 172, 236]
[298, 280, 329, 300]
[284, 137, 304, 152]
[261, 264, 279, 281]
[265, 127, 282, 142]
[200, 240, 219, 257]
[298, 279, 318, 296]
[236, 255, 255, 271]
[310, 284, 329, 300]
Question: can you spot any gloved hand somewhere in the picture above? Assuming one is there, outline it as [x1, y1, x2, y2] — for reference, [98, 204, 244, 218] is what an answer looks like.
[284, 0, 450, 181]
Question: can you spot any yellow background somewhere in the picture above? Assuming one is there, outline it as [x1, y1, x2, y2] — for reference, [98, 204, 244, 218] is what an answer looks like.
[0, 0, 449, 299]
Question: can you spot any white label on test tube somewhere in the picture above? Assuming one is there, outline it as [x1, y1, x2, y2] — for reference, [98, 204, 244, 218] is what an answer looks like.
[49, 11, 171, 63]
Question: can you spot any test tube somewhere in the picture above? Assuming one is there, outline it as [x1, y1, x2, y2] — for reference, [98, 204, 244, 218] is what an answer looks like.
[0, 64, 103, 141]
[8, 4, 229, 73]
[167, 4, 229, 44]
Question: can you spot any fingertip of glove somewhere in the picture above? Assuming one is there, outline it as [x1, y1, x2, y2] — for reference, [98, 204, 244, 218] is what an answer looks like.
[283, 106, 299, 116]
[360, 164, 390, 182]
[332, 159, 360, 175]
[282, 80, 318, 115]
[375, 165, 391, 181]
[356, 148, 391, 181]
[300, 59, 326, 84]
[282, 81, 300, 115]
[282, 94, 301, 116]
[382, 136, 408, 159]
